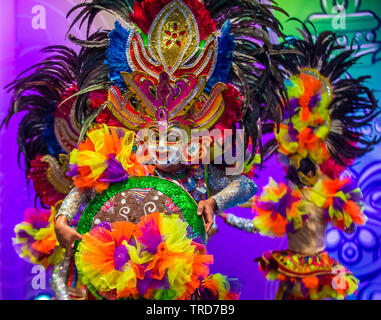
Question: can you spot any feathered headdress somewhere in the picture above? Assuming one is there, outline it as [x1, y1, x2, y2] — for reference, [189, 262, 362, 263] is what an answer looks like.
[66, 0, 290, 162]
[266, 26, 380, 186]
[2, 41, 110, 206]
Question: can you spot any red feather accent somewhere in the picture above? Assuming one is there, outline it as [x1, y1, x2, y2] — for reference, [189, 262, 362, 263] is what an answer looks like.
[89, 90, 108, 109]
[320, 157, 348, 179]
[28, 155, 66, 207]
[88, 90, 124, 127]
[56, 85, 78, 116]
[95, 109, 124, 127]
[215, 85, 243, 130]
[130, 0, 216, 40]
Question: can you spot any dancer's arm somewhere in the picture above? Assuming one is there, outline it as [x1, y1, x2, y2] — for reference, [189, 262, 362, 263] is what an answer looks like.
[54, 187, 96, 256]
[207, 165, 257, 213]
[219, 212, 259, 233]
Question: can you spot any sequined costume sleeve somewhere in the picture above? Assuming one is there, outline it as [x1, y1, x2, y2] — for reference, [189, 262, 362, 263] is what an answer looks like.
[55, 187, 96, 222]
[224, 213, 259, 233]
[207, 165, 257, 213]
[50, 257, 71, 300]
[52, 187, 96, 300]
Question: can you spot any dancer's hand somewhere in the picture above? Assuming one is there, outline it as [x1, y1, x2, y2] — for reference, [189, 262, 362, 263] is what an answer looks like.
[55, 216, 83, 256]
[197, 198, 216, 233]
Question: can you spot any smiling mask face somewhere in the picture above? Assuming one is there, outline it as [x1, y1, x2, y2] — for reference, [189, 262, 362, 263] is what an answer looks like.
[137, 124, 190, 166]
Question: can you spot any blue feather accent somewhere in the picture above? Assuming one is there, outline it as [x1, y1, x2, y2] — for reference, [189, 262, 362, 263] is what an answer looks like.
[42, 111, 63, 158]
[105, 21, 132, 88]
[205, 20, 236, 94]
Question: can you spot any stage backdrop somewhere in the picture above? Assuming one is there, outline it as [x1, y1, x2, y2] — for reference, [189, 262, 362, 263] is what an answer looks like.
[0, 0, 380, 300]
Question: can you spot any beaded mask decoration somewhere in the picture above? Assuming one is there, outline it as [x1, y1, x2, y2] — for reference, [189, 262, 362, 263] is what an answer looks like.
[106, 0, 228, 134]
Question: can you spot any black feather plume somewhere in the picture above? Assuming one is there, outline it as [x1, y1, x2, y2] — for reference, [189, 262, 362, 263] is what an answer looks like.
[268, 23, 380, 184]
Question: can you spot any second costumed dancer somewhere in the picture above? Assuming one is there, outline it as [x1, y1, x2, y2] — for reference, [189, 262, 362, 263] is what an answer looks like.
[221, 27, 380, 300]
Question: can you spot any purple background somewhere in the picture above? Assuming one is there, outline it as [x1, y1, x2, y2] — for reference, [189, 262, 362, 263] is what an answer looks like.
[0, 0, 380, 300]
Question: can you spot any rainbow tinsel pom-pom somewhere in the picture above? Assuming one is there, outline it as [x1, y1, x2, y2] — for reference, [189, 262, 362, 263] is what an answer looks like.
[69, 124, 155, 193]
[13, 208, 65, 269]
[75, 212, 240, 300]
[252, 178, 308, 237]
[310, 177, 366, 232]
